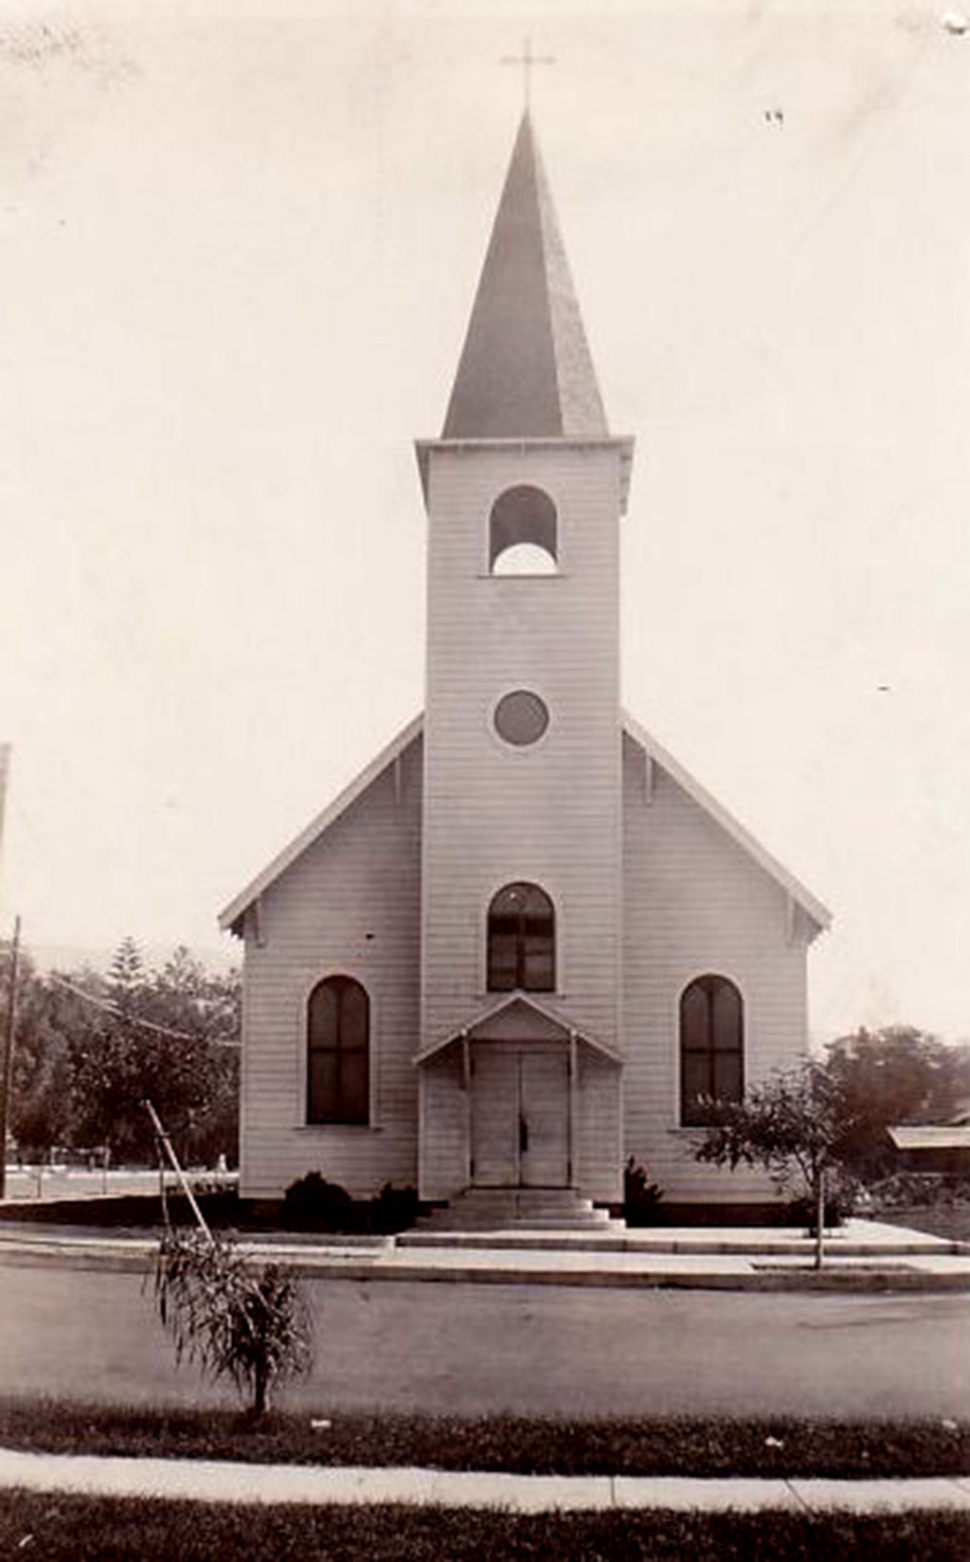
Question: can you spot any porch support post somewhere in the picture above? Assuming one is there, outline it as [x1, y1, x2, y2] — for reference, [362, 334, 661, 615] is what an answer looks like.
[568, 1030, 578, 1188]
[461, 1032, 472, 1186]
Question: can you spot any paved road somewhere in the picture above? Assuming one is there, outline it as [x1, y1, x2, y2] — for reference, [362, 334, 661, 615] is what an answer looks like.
[0, 1269, 966, 1418]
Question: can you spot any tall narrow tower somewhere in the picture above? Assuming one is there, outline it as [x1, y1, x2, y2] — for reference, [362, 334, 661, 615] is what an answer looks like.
[416, 113, 634, 1126]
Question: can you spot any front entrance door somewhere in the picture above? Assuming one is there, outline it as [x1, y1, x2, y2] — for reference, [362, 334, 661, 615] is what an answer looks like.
[471, 1047, 569, 1188]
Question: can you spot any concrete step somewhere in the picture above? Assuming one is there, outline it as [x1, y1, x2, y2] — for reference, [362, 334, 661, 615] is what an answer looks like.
[401, 1213, 965, 1254]
[414, 1187, 619, 1234]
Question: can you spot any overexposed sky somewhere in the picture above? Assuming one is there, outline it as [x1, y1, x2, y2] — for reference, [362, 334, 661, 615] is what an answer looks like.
[1, 0, 967, 1043]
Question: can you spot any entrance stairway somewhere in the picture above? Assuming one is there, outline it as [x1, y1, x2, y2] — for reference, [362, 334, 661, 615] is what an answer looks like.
[408, 1187, 619, 1235]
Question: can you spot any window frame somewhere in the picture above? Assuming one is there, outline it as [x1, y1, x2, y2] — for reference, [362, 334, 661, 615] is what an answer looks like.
[306, 974, 371, 1126]
[678, 973, 744, 1127]
[486, 882, 556, 994]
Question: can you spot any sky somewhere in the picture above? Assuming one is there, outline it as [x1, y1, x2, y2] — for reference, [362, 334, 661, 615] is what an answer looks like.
[0, 0, 967, 1044]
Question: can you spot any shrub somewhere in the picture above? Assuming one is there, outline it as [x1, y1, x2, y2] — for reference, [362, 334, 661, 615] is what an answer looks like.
[283, 1171, 356, 1230]
[371, 1182, 419, 1233]
[624, 1156, 664, 1226]
[153, 1229, 312, 1416]
[868, 1171, 970, 1209]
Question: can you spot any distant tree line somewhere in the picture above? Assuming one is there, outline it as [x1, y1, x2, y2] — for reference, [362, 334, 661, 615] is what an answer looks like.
[694, 1024, 970, 1265]
[822, 1024, 970, 1181]
[0, 935, 239, 1168]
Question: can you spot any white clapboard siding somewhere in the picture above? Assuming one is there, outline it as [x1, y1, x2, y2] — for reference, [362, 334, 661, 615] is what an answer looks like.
[420, 443, 625, 1058]
[576, 1045, 623, 1201]
[419, 1049, 467, 1200]
[621, 731, 812, 1202]
[238, 735, 423, 1200]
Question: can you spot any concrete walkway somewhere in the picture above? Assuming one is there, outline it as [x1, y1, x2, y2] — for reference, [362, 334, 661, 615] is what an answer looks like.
[0, 1217, 967, 1291]
[1, 1446, 969, 1513]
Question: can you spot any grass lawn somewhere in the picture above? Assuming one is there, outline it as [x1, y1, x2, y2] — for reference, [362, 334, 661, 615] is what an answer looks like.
[2, 1492, 969, 1561]
[0, 1399, 967, 1479]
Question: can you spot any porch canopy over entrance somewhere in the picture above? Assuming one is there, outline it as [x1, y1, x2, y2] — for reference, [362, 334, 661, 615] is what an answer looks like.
[415, 995, 621, 1192]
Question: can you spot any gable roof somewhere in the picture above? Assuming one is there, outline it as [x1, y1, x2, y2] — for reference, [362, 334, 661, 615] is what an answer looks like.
[414, 991, 623, 1066]
[218, 714, 422, 936]
[888, 1125, 970, 1152]
[219, 708, 829, 939]
[442, 111, 608, 441]
[622, 712, 831, 932]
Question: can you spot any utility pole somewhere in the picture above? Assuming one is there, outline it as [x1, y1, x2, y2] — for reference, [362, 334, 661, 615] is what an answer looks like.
[0, 915, 21, 1200]
[0, 744, 13, 1198]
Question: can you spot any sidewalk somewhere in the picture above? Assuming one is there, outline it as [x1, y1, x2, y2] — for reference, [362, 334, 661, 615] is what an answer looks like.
[0, 1217, 967, 1291]
[1, 1445, 969, 1513]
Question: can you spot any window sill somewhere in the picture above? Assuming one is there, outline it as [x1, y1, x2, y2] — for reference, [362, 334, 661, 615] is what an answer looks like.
[296, 1124, 382, 1133]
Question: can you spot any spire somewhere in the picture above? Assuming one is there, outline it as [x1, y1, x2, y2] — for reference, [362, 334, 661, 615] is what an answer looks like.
[442, 113, 608, 440]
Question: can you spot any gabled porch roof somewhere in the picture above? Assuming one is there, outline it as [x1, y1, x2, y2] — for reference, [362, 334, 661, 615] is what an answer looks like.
[414, 991, 623, 1067]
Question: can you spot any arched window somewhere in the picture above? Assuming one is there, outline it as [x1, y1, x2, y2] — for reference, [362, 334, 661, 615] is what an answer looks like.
[307, 976, 369, 1125]
[489, 485, 558, 575]
[680, 975, 743, 1126]
[487, 882, 555, 992]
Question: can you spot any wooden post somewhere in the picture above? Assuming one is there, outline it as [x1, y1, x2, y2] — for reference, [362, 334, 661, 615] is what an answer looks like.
[0, 916, 21, 1202]
[568, 1031, 578, 1188]
[144, 1097, 212, 1241]
[814, 1166, 826, 1272]
[461, 1034, 472, 1186]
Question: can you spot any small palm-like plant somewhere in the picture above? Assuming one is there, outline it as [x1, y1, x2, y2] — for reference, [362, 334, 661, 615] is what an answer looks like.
[153, 1229, 312, 1416]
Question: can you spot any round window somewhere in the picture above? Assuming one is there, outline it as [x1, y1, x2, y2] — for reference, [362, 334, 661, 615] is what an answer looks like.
[494, 690, 550, 747]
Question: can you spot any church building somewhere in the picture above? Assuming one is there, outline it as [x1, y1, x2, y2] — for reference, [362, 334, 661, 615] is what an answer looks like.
[220, 112, 830, 1215]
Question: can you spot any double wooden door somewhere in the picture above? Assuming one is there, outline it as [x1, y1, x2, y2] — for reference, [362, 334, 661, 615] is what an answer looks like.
[471, 1046, 569, 1187]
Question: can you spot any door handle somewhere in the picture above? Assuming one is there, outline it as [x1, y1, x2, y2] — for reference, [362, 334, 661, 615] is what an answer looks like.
[519, 1115, 529, 1154]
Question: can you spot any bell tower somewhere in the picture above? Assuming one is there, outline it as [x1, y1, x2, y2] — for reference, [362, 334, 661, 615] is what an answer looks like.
[416, 112, 634, 1059]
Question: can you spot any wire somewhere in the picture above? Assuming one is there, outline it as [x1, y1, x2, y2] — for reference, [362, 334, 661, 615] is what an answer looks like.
[47, 973, 240, 1047]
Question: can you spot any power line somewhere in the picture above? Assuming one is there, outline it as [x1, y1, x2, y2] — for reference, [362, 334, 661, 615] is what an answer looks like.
[47, 973, 240, 1047]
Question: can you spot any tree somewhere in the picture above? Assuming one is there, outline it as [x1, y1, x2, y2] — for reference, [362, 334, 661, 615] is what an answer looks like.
[150, 948, 240, 1168]
[68, 940, 239, 1166]
[694, 1059, 864, 1269]
[153, 1228, 312, 1417]
[1, 946, 88, 1161]
[825, 1027, 970, 1181]
[2, 938, 240, 1167]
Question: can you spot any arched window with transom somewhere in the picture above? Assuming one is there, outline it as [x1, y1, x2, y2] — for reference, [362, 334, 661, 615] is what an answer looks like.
[680, 975, 743, 1126]
[487, 882, 555, 992]
[307, 975, 370, 1125]
[489, 485, 558, 575]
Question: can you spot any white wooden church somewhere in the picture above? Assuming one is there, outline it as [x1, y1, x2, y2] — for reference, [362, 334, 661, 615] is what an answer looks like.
[221, 112, 830, 1215]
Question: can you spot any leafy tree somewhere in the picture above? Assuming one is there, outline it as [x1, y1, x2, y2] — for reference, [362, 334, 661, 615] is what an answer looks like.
[59, 939, 240, 1166]
[153, 1228, 312, 1417]
[694, 1059, 864, 1269]
[149, 948, 240, 1167]
[824, 1026, 970, 1181]
[1, 938, 240, 1168]
[1, 946, 91, 1161]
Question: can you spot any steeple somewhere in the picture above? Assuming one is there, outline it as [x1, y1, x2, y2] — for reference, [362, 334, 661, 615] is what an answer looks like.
[442, 112, 608, 440]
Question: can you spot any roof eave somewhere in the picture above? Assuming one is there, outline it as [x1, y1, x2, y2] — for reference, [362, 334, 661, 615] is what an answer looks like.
[622, 710, 832, 934]
[415, 435, 635, 515]
[217, 713, 423, 937]
[413, 991, 624, 1067]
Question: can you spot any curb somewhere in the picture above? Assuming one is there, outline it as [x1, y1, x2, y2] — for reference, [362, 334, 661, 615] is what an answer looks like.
[1, 1448, 969, 1513]
[0, 1238, 968, 1291]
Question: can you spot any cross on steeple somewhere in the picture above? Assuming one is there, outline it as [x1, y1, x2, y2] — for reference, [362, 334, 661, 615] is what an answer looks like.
[501, 37, 555, 111]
